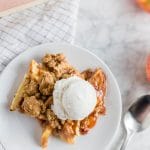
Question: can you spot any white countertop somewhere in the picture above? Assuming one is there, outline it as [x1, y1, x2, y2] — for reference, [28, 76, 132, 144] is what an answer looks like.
[75, 0, 150, 149]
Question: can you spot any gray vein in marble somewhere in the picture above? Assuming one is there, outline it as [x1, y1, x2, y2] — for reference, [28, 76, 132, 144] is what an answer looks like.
[0, 141, 6, 150]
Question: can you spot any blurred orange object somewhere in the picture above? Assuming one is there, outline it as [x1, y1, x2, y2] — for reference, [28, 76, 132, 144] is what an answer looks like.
[137, 0, 150, 12]
[146, 55, 150, 81]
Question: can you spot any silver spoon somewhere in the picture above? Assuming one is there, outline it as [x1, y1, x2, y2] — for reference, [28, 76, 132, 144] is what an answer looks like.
[121, 95, 150, 150]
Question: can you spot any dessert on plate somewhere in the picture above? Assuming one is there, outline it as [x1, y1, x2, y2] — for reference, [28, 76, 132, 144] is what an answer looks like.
[10, 53, 106, 148]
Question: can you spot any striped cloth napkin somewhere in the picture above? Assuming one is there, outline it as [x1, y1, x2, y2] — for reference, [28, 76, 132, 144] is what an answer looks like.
[0, 0, 80, 73]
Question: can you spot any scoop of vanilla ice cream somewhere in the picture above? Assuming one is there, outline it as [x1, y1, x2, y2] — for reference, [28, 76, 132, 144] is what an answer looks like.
[52, 76, 97, 120]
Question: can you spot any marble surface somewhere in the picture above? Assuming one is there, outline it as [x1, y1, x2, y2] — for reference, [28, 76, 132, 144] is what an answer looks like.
[75, 0, 150, 150]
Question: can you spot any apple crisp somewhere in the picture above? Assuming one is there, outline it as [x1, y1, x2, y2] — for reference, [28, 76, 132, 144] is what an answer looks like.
[10, 53, 106, 148]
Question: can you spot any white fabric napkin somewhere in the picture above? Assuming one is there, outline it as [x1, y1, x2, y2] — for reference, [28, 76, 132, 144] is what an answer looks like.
[0, 0, 79, 73]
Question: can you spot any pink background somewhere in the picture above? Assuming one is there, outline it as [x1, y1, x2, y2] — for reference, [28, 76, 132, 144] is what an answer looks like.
[0, 0, 35, 11]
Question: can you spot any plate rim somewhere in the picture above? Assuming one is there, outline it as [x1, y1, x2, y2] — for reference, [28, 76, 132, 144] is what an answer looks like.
[0, 42, 122, 150]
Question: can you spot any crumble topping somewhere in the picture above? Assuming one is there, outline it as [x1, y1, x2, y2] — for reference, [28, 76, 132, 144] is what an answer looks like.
[10, 53, 106, 148]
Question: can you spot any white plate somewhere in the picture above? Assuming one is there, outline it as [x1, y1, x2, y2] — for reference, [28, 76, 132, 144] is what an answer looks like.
[0, 43, 122, 150]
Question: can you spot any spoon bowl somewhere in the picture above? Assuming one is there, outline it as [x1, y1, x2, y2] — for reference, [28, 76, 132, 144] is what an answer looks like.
[121, 95, 150, 150]
[123, 112, 142, 132]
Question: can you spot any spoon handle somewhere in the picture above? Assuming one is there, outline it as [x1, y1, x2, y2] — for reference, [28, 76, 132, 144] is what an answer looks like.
[120, 130, 135, 150]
